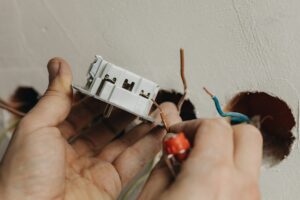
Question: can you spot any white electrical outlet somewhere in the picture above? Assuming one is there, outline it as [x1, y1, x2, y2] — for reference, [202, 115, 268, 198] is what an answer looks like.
[73, 55, 160, 122]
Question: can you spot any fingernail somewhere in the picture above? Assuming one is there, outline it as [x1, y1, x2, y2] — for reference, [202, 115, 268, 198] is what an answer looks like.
[48, 60, 61, 82]
[57, 62, 68, 76]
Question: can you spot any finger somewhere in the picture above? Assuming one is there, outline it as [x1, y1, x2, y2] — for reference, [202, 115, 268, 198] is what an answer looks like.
[97, 122, 154, 162]
[171, 118, 234, 164]
[112, 103, 181, 187]
[68, 98, 106, 130]
[71, 109, 135, 156]
[169, 119, 202, 140]
[232, 124, 263, 177]
[138, 160, 173, 200]
[58, 97, 107, 139]
[20, 58, 72, 133]
[97, 102, 178, 162]
[83, 109, 136, 148]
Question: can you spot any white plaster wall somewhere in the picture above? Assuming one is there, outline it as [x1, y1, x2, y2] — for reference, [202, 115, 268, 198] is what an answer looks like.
[1, 0, 300, 199]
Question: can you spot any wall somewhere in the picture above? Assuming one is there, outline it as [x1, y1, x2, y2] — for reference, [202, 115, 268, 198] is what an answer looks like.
[1, 0, 300, 199]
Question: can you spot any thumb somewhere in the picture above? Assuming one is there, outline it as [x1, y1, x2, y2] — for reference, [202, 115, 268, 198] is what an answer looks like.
[20, 58, 73, 133]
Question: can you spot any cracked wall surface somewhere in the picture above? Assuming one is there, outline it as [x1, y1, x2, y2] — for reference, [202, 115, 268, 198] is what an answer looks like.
[1, 0, 300, 199]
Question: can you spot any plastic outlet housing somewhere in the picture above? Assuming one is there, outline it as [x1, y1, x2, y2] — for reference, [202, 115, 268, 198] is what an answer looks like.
[73, 55, 160, 122]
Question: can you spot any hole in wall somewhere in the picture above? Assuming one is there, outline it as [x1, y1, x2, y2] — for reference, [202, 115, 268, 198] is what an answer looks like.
[9, 87, 40, 113]
[155, 89, 197, 121]
[225, 91, 296, 167]
[6, 87, 197, 121]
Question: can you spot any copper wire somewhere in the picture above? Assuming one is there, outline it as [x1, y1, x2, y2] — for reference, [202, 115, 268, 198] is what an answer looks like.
[261, 115, 273, 124]
[177, 48, 188, 112]
[203, 87, 214, 98]
[151, 99, 169, 131]
[151, 48, 188, 131]
[0, 99, 25, 117]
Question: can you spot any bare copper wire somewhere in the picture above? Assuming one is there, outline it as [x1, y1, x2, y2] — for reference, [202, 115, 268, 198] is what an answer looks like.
[151, 99, 169, 131]
[203, 87, 214, 98]
[151, 48, 188, 132]
[177, 48, 188, 112]
[0, 99, 25, 117]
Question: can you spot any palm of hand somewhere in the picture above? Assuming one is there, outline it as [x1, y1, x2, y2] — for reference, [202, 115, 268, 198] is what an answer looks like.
[20, 125, 122, 200]
[0, 58, 180, 200]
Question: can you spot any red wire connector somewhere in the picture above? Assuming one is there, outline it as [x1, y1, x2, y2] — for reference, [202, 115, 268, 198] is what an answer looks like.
[164, 132, 190, 162]
[163, 132, 191, 176]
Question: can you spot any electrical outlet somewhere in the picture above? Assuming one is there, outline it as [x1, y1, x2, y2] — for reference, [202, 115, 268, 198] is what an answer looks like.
[73, 55, 160, 122]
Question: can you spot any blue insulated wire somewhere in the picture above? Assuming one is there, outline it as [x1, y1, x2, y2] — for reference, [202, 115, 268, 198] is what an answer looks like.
[212, 96, 250, 124]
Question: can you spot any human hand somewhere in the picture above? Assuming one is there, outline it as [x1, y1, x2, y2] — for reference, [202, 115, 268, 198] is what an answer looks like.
[0, 58, 181, 200]
[139, 119, 263, 200]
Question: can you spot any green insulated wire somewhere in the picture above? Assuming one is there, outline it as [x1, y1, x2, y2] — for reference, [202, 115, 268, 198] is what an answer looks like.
[203, 88, 250, 124]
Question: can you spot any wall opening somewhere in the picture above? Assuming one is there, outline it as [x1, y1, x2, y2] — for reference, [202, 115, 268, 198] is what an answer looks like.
[9, 87, 39, 113]
[225, 92, 296, 167]
[155, 89, 197, 121]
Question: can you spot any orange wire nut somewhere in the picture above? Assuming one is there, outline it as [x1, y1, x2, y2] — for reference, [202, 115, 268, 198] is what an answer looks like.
[163, 132, 190, 163]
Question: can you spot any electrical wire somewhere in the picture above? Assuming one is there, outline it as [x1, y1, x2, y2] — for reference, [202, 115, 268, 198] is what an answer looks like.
[152, 99, 169, 131]
[0, 100, 24, 144]
[0, 120, 20, 143]
[0, 99, 25, 117]
[121, 159, 155, 200]
[177, 48, 188, 112]
[153, 48, 187, 129]
[203, 87, 250, 124]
